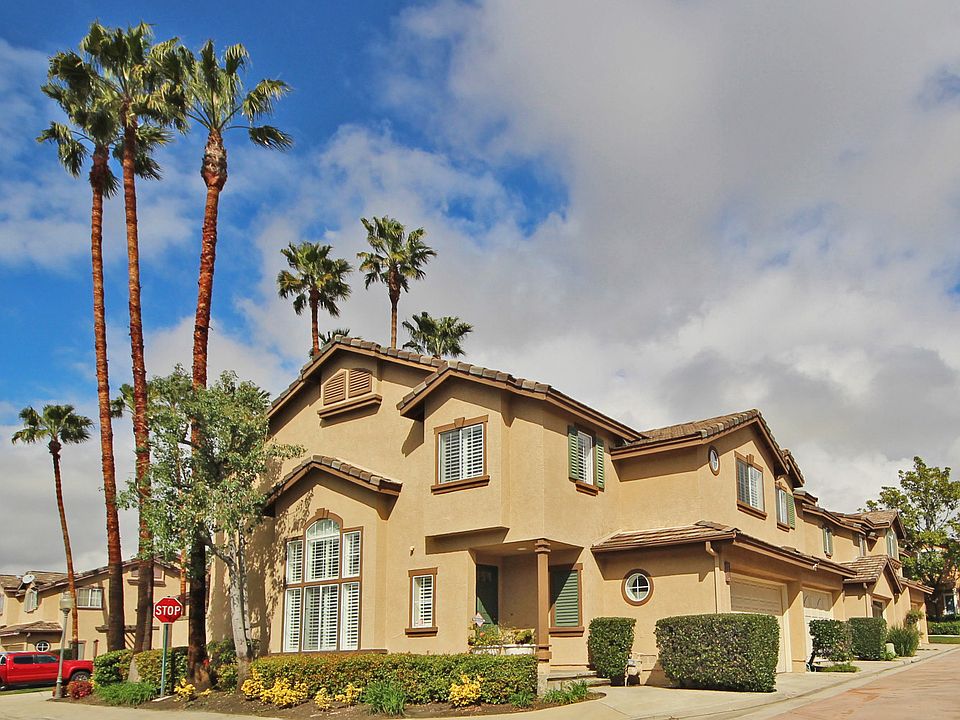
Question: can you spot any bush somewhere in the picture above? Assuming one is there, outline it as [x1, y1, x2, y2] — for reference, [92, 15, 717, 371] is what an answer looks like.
[449, 674, 482, 707]
[92, 649, 133, 687]
[848, 617, 887, 660]
[808, 619, 853, 662]
[655, 613, 779, 692]
[509, 690, 534, 708]
[215, 662, 238, 691]
[819, 662, 859, 673]
[467, 625, 536, 646]
[887, 625, 920, 657]
[364, 680, 407, 715]
[66, 679, 93, 699]
[588, 617, 636, 685]
[95, 681, 158, 706]
[929, 620, 960, 635]
[206, 638, 238, 667]
[249, 652, 536, 705]
[132, 647, 188, 694]
[543, 681, 589, 705]
[905, 609, 924, 627]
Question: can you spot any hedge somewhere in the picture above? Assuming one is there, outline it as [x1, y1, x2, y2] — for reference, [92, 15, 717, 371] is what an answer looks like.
[249, 653, 537, 704]
[887, 625, 920, 657]
[929, 620, 960, 636]
[133, 647, 188, 693]
[808, 619, 852, 663]
[655, 613, 779, 692]
[92, 649, 133, 686]
[848, 617, 887, 660]
[588, 617, 636, 685]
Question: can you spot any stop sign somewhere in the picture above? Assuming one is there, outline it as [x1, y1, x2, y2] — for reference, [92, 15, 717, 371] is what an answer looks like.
[154, 597, 184, 623]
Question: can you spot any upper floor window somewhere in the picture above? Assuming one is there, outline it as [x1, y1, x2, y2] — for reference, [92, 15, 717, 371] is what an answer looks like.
[568, 426, 605, 489]
[76, 587, 103, 609]
[822, 526, 834, 556]
[24, 588, 38, 612]
[776, 487, 796, 528]
[283, 515, 362, 653]
[322, 368, 372, 405]
[736, 457, 764, 511]
[130, 565, 164, 582]
[438, 421, 485, 484]
[886, 530, 898, 559]
[0, 593, 5, 614]
[858, 534, 867, 556]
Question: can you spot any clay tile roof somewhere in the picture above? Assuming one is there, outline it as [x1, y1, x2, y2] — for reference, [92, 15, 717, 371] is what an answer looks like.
[0, 574, 21, 592]
[263, 455, 402, 514]
[592, 521, 738, 552]
[840, 556, 904, 592]
[632, 409, 762, 445]
[0, 621, 63, 637]
[851, 510, 899, 526]
[26, 571, 68, 588]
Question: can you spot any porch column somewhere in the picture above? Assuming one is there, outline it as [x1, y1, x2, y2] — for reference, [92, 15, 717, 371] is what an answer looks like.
[535, 539, 551, 662]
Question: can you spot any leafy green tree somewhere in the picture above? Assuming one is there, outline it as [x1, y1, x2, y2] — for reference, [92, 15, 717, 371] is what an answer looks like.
[38, 51, 168, 652]
[136, 368, 301, 679]
[357, 216, 436, 348]
[277, 242, 353, 356]
[12, 405, 93, 649]
[865, 456, 960, 616]
[402, 311, 473, 358]
[79, 21, 187, 652]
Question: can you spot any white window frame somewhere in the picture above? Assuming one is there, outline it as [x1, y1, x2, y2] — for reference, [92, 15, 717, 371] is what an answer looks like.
[943, 591, 958, 616]
[822, 526, 834, 556]
[0, 593, 5, 615]
[76, 587, 103, 609]
[776, 488, 789, 525]
[858, 534, 867, 556]
[624, 571, 651, 604]
[576, 430, 595, 484]
[438, 422, 485, 484]
[24, 589, 38, 613]
[410, 573, 436, 629]
[886, 530, 898, 559]
[736, 458, 764, 511]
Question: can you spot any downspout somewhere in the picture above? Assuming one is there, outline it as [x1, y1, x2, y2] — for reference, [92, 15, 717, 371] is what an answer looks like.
[705, 542, 721, 613]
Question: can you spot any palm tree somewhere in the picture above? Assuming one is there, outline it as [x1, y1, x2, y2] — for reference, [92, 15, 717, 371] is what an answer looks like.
[79, 21, 187, 652]
[357, 216, 436, 348]
[277, 242, 353, 356]
[317, 328, 353, 348]
[12, 406, 92, 650]
[402, 312, 473, 358]
[38, 51, 167, 653]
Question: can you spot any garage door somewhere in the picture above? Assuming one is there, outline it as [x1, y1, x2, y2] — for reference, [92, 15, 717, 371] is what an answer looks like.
[731, 580, 789, 673]
[803, 590, 833, 662]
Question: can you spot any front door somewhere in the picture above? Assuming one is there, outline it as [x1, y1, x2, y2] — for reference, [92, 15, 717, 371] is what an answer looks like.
[476, 565, 499, 626]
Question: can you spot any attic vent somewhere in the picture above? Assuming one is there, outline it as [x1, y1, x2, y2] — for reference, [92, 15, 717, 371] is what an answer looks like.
[348, 368, 373, 398]
[322, 371, 347, 405]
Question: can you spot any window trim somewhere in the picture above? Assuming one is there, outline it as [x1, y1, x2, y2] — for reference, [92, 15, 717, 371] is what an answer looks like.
[24, 588, 38, 613]
[406, 568, 438, 636]
[568, 425, 605, 492]
[822, 525, 834, 557]
[858, 533, 867, 557]
[76, 586, 104, 610]
[548, 563, 584, 636]
[283, 509, 363, 653]
[621, 569, 654, 607]
[433, 416, 489, 493]
[735, 453, 766, 517]
[886, 530, 898, 559]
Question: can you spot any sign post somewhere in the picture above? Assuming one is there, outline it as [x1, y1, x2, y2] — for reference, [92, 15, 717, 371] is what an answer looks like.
[154, 597, 184, 695]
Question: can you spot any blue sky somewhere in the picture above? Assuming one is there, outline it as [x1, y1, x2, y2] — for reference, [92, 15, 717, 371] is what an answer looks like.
[4, 1, 960, 572]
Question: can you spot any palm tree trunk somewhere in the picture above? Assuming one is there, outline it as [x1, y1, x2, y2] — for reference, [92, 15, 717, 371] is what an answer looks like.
[122, 120, 154, 653]
[188, 529, 211, 687]
[310, 291, 320, 356]
[49, 440, 79, 649]
[389, 274, 401, 349]
[90, 146, 125, 652]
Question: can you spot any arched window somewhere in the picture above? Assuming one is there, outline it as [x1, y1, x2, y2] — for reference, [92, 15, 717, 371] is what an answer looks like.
[283, 514, 362, 653]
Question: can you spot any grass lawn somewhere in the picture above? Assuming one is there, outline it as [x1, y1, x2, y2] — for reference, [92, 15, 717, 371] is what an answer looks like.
[929, 635, 960, 644]
[0, 687, 49, 696]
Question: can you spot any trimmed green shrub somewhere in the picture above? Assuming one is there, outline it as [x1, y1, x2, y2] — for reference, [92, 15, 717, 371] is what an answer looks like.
[819, 662, 858, 673]
[655, 613, 779, 692]
[509, 690, 534, 708]
[588, 617, 636, 685]
[905, 609, 924, 627]
[95, 681, 158, 706]
[363, 680, 406, 715]
[929, 620, 960, 635]
[132, 646, 188, 693]
[206, 639, 239, 691]
[848, 617, 887, 660]
[92, 649, 133, 687]
[249, 653, 536, 705]
[887, 625, 920, 657]
[808, 619, 853, 662]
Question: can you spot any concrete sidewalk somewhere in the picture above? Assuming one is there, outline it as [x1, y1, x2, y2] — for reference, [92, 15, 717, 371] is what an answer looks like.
[0, 645, 954, 720]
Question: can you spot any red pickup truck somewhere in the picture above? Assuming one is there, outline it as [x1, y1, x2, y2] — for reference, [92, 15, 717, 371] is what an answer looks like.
[0, 651, 93, 690]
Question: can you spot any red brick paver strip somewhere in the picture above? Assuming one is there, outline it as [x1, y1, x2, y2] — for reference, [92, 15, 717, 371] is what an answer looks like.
[769, 649, 960, 720]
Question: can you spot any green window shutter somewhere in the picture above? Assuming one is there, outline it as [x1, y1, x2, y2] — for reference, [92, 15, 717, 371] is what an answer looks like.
[787, 494, 796, 528]
[595, 437, 605, 489]
[567, 426, 579, 481]
[549, 569, 580, 628]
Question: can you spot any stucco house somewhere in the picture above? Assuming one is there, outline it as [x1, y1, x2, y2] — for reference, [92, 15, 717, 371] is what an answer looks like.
[0, 559, 187, 657]
[209, 337, 930, 681]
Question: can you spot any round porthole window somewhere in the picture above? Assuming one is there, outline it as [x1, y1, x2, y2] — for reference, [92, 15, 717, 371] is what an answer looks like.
[34, 641, 50, 652]
[623, 570, 653, 606]
[708, 446, 721, 475]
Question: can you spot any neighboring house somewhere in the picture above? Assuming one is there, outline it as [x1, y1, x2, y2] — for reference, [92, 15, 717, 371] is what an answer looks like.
[208, 337, 930, 681]
[0, 559, 187, 657]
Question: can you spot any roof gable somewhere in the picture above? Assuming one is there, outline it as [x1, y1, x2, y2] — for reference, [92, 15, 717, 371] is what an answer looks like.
[263, 455, 402, 515]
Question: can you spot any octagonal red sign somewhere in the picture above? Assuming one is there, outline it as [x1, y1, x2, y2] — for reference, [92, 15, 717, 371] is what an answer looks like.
[154, 596, 183, 623]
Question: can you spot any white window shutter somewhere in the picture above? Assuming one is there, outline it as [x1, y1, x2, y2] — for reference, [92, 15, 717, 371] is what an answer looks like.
[320, 585, 339, 650]
[283, 588, 302, 652]
[440, 429, 462, 483]
[340, 582, 360, 650]
[342, 531, 361, 578]
[286, 540, 303, 584]
[463, 424, 484, 479]
[413, 575, 434, 628]
[302, 586, 321, 651]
